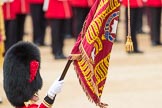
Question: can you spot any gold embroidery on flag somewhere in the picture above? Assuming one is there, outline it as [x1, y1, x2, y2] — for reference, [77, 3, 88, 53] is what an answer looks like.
[95, 54, 110, 85]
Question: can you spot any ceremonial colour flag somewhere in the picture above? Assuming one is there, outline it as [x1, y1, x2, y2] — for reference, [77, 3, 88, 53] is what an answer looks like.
[69, 0, 121, 107]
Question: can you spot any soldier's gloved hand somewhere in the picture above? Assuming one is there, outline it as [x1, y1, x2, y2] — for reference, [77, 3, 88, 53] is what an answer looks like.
[47, 78, 64, 100]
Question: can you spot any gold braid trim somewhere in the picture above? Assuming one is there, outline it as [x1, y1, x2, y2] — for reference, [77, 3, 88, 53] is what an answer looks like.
[24, 100, 35, 107]
[43, 100, 52, 107]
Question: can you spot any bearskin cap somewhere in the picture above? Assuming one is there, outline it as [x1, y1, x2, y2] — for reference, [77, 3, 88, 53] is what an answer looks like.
[3, 41, 43, 107]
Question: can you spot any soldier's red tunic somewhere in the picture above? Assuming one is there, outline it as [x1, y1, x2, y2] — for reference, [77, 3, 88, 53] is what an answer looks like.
[70, 0, 95, 7]
[145, 0, 161, 7]
[121, 0, 143, 8]
[16, 97, 54, 108]
[17, 103, 48, 108]
[14, 0, 30, 14]
[29, 0, 44, 4]
[2, 1, 16, 20]
[45, 0, 72, 19]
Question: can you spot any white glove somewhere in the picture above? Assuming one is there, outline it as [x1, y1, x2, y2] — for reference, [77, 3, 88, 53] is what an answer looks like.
[47, 78, 64, 99]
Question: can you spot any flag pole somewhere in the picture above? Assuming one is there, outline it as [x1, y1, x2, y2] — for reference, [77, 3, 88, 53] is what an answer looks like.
[125, 0, 134, 52]
[59, 60, 73, 81]
[54, 60, 72, 98]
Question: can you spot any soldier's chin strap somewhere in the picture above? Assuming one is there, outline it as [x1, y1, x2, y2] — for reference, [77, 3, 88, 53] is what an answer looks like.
[125, 0, 134, 52]
[24, 92, 39, 107]
[24, 100, 35, 107]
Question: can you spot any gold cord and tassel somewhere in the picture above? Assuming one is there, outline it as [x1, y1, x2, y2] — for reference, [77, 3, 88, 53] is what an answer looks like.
[125, 0, 134, 52]
[125, 35, 133, 52]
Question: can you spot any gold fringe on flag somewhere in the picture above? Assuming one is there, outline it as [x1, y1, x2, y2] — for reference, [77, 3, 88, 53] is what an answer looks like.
[125, 0, 134, 52]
